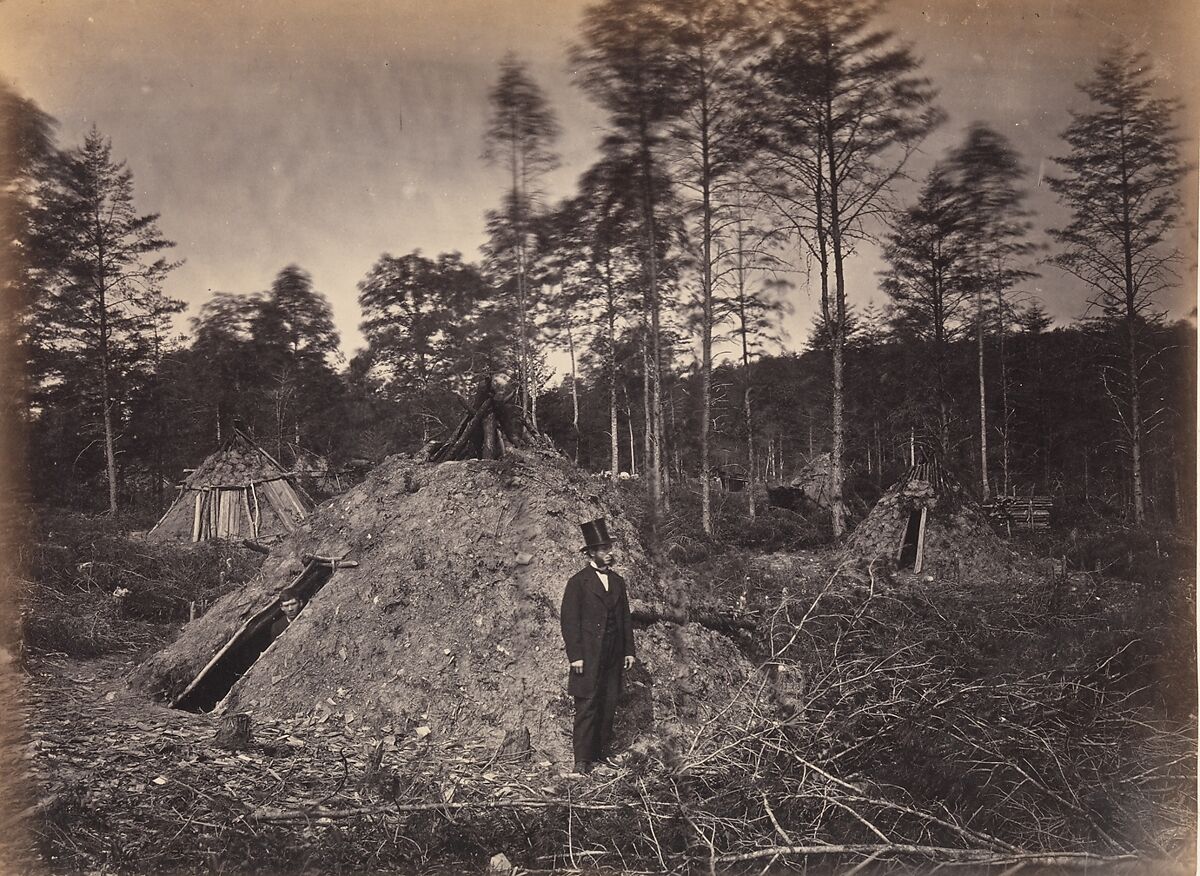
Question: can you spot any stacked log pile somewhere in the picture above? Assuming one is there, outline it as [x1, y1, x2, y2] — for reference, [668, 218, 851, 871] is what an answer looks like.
[428, 375, 544, 463]
[983, 495, 1054, 532]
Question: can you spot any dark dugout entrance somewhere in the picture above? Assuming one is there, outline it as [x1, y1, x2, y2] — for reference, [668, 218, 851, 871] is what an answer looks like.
[896, 507, 928, 573]
[172, 556, 347, 712]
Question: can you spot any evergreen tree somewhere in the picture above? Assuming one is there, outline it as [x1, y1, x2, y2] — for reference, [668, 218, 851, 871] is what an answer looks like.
[949, 123, 1036, 498]
[481, 54, 560, 423]
[32, 128, 182, 513]
[659, 0, 757, 533]
[1048, 43, 1188, 524]
[572, 0, 688, 528]
[0, 82, 59, 426]
[757, 0, 941, 535]
[881, 162, 971, 455]
[251, 265, 341, 460]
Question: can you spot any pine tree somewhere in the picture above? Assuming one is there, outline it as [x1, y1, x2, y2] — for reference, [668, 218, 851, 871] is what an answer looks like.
[949, 123, 1036, 499]
[251, 265, 341, 460]
[34, 128, 181, 513]
[881, 162, 971, 456]
[0, 82, 59, 425]
[659, 0, 756, 533]
[572, 0, 687, 529]
[1048, 43, 1188, 524]
[757, 0, 940, 536]
[482, 54, 560, 423]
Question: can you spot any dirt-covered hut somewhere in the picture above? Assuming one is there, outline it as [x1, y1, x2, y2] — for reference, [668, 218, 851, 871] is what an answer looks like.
[842, 457, 1005, 577]
[147, 430, 313, 544]
[131, 448, 751, 764]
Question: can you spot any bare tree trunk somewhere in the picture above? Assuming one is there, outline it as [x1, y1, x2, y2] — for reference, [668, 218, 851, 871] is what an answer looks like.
[662, 387, 672, 511]
[998, 287, 1011, 496]
[604, 274, 620, 481]
[642, 335, 653, 484]
[567, 322, 579, 430]
[95, 229, 119, 515]
[102, 400, 118, 514]
[697, 62, 715, 535]
[976, 277, 991, 500]
[1128, 317, 1145, 523]
[625, 391, 637, 476]
[530, 359, 540, 431]
[735, 207, 757, 518]
[636, 106, 663, 528]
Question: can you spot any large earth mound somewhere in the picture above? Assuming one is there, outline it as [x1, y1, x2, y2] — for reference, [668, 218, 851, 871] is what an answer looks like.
[131, 449, 752, 763]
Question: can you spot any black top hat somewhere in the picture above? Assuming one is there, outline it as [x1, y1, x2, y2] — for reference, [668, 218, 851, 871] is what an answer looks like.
[579, 518, 612, 552]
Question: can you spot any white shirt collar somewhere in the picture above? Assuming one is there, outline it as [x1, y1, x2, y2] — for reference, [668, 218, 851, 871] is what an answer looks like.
[589, 560, 610, 590]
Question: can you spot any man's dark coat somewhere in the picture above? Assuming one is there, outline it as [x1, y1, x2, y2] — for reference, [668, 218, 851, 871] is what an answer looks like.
[560, 566, 635, 698]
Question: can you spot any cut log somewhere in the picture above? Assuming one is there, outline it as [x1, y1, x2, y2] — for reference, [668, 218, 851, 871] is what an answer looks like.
[630, 604, 756, 634]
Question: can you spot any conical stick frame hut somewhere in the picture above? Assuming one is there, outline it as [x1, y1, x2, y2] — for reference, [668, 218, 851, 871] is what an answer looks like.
[843, 455, 1005, 578]
[148, 429, 314, 543]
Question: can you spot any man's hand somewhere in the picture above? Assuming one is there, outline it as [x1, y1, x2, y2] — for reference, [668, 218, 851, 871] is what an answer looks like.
[624, 655, 635, 670]
[570, 660, 584, 674]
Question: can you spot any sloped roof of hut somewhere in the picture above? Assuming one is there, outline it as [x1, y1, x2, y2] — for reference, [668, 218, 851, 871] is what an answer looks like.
[147, 430, 314, 544]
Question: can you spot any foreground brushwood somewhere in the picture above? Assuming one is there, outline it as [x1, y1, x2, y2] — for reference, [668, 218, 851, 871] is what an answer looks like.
[21, 548, 1196, 875]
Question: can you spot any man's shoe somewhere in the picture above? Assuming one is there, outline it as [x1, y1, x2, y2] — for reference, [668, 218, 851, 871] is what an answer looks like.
[573, 762, 592, 775]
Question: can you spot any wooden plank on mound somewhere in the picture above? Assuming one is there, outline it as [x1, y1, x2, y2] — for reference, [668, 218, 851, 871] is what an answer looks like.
[250, 482, 261, 536]
[192, 491, 203, 542]
[241, 488, 255, 539]
[258, 480, 297, 532]
[913, 507, 929, 575]
[170, 599, 281, 709]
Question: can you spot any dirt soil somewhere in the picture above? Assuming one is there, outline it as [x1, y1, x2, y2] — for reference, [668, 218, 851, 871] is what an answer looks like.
[132, 449, 754, 764]
[22, 653, 644, 874]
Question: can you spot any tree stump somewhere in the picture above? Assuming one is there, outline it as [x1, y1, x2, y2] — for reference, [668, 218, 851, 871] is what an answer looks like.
[494, 726, 531, 764]
[213, 713, 253, 751]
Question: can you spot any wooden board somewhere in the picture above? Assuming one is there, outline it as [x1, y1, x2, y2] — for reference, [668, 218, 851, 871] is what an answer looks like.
[912, 507, 929, 575]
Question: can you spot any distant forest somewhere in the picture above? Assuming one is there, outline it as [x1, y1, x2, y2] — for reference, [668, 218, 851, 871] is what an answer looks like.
[2, 0, 1194, 533]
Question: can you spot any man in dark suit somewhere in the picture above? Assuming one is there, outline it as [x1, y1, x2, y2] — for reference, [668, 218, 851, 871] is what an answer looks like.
[560, 518, 636, 775]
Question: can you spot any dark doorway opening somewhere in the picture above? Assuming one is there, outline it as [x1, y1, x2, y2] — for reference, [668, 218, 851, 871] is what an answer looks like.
[173, 559, 336, 712]
[897, 507, 928, 572]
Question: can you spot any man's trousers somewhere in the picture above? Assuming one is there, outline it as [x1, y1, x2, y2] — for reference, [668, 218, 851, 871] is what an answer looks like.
[572, 648, 621, 765]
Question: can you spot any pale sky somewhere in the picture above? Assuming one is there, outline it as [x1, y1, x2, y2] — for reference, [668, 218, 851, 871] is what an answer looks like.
[1, 0, 1196, 364]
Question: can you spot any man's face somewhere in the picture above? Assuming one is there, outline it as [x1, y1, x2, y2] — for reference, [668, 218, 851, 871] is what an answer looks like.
[281, 598, 302, 620]
[588, 545, 617, 569]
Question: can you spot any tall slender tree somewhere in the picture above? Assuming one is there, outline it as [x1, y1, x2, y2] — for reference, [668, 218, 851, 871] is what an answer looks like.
[482, 54, 560, 422]
[948, 123, 1035, 499]
[1048, 43, 1188, 524]
[881, 162, 971, 455]
[757, 0, 940, 536]
[724, 187, 789, 517]
[660, 0, 755, 533]
[34, 128, 181, 513]
[573, 0, 686, 530]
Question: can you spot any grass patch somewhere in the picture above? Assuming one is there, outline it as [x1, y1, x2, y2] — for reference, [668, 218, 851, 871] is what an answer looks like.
[18, 510, 264, 658]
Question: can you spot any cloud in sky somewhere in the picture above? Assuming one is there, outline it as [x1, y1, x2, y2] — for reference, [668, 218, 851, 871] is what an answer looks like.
[1, 0, 1195, 361]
